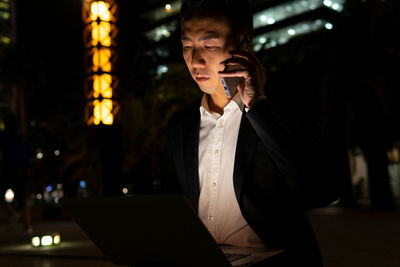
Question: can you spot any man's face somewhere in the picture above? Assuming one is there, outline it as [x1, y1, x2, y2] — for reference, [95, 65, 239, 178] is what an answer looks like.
[181, 17, 236, 95]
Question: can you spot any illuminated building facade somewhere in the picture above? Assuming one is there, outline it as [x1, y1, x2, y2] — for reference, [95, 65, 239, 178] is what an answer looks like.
[0, 0, 15, 130]
[83, 0, 119, 126]
[0, 0, 11, 45]
[251, 0, 344, 51]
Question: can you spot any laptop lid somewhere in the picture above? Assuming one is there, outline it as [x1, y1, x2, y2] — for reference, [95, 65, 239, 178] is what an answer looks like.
[62, 194, 232, 267]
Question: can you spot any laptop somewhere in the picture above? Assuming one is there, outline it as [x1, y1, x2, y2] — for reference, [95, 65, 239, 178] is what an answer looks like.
[62, 194, 284, 267]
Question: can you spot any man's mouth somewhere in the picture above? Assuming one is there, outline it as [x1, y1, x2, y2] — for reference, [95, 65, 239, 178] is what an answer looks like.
[195, 75, 210, 82]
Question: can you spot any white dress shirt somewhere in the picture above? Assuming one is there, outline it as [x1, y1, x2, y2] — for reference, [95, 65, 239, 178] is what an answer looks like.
[198, 93, 265, 248]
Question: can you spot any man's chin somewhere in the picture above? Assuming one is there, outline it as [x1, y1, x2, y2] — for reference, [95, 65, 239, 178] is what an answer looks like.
[198, 85, 217, 95]
[196, 81, 219, 94]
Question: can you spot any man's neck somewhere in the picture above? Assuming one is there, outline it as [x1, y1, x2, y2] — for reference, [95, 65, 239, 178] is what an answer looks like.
[207, 93, 231, 115]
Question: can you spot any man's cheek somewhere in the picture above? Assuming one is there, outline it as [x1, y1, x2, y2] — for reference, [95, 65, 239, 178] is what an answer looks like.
[183, 57, 189, 67]
[183, 54, 191, 65]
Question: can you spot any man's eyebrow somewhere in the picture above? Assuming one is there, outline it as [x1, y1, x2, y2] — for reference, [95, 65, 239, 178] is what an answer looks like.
[181, 34, 191, 41]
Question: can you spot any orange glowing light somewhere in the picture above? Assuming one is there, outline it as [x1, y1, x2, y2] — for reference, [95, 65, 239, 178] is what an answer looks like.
[85, 0, 118, 125]
[92, 47, 112, 72]
[93, 74, 112, 98]
[93, 99, 113, 125]
[90, 1, 111, 22]
[91, 21, 111, 46]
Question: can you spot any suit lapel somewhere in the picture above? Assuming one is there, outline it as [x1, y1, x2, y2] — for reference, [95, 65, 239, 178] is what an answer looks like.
[182, 106, 200, 212]
[233, 112, 259, 201]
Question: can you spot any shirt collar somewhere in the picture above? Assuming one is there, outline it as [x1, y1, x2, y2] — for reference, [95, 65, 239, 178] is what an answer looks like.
[199, 93, 244, 117]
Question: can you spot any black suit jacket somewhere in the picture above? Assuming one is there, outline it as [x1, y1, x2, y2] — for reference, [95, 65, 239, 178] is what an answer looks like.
[163, 97, 342, 266]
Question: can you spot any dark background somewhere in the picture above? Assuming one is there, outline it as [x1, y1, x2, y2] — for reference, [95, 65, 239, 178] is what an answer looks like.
[1, 0, 399, 205]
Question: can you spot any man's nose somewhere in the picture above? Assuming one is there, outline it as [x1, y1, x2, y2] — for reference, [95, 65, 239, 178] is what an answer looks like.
[191, 49, 206, 68]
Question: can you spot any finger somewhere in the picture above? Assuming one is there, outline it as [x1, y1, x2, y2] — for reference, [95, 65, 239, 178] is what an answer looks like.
[228, 50, 257, 63]
[220, 57, 251, 69]
[219, 69, 251, 79]
[228, 49, 252, 57]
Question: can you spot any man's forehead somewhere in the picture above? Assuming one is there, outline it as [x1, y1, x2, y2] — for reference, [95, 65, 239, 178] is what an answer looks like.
[181, 29, 221, 41]
[181, 17, 230, 37]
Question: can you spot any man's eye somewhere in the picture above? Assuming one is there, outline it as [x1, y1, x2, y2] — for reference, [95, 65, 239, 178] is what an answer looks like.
[205, 46, 218, 50]
[183, 46, 193, 50]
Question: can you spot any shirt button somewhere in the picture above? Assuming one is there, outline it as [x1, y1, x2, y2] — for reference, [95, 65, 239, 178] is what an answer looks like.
[214, 150, 219, 155]
[219, 119, 224, 126]
[209, 216, 214, 221]
[212, 182, 217, 188]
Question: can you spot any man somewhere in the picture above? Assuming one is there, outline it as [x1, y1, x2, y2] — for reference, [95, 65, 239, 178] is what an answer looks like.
[163, 0, 341, 266]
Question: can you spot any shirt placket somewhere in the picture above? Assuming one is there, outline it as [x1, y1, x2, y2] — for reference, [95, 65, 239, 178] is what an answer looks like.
[207, 117, 224, 235]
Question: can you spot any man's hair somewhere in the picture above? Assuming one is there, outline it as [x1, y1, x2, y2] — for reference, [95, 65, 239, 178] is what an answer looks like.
[180, 0, 253, 35]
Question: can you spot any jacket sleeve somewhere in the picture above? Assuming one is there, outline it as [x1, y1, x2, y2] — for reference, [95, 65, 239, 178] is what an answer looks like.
[245, 97, 343, 209]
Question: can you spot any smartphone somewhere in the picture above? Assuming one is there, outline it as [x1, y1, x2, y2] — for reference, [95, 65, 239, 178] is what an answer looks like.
[220, 36, 250, 98]
[221, 64, 243, 98]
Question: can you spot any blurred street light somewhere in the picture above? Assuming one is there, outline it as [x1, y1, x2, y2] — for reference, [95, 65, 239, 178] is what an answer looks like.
[4, 189, 14, 203]
[32, 234, 61, 247]
[36, 152, 43, 159]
